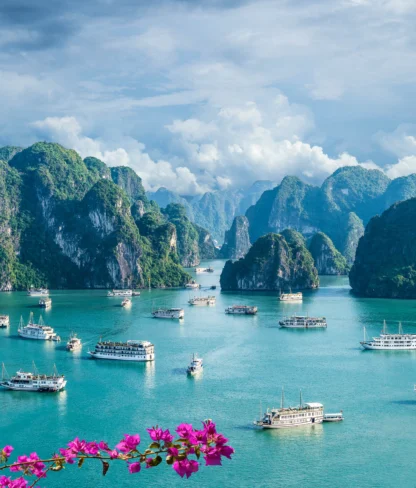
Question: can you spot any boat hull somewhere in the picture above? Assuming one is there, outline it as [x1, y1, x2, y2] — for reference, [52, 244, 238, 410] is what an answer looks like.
[279, 325, 327, 329]
[1, 382, 67, 392]
[18, 331, 52, 340]
[256, 419, 323, 429]
[361, 342, 416, 350]
[88, 352, 154, 361]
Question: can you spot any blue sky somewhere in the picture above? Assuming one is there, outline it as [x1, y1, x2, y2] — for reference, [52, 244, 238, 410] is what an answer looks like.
[1, 0, 416, 194]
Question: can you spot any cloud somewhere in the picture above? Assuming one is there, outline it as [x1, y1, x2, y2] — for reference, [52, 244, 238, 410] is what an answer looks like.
[386, 156, 416, 178]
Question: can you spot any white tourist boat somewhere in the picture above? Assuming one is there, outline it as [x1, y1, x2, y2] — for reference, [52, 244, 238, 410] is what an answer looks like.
[107, 289, 133, 297]
[88, 340, 155, 361]
[18, 313, 61, 341]
[27, 287, 49, 297]
[188, 296, 216, 306]
[66, 333, 82, 352]
[39, 297, 52, 309]
[132, 291, 141, 297]
[194, 267, 214, 273]
[279, 315, 327, 328]
[152, 308, 184, 319]
[225, 305, 258, 315]
[187, 353, 203, 375]
[1, 364, 66, 392]
[185, 282, 200, 289]
[121, 298, 132, 308]
[0, 315, 9, 328]
[323, 412, 344, 422]
[360, 322, 416, 350]
[254, 390, 324, 429]
[278, 290, 303, 302]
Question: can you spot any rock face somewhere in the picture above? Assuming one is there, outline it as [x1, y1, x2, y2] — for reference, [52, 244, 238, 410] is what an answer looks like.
[220, 216, 251, 259]
[0, 146, 23, 163]
[241, 166, 416, 265]
[308, 232, 348, 275]
[1, 142, 196, 289]
[220, 231, 319, 291]
[350, 198, 416, 298]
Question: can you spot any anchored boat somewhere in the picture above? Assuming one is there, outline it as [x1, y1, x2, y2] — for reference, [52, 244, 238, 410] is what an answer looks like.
[39, 297, 52, 309]
[152, 308, 184, 319]
[185, 282, 200, 289]
[188, 296, 216, 306]
[27, 287, 49, 297]
[279, 315, 327, 329]
[0, 315, 9, 328]
[278, 290, 303, 302]
[1, 363, 66, 392]
[323, 412, 344, 422]
[107, 289, 133, 297]
[361, 321, 416, 350]
[225, 305, 258, 315]
[18, 313, 61, 341]
[88, 340, 155, 361]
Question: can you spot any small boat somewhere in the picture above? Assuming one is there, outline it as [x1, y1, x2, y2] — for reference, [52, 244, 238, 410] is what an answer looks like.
[185, 282, 200, 289]
[0, 315, 10, 328]
[132, 291, 141, 297]
[279, 315, 327, 329]
[188, 296, 216, 306]
[187, 354, 203, 375]
[225, 305, 258, 315]
[254, 389, 324, 429]
[152, 308, 184, 319]
[210, 285, 217, 290]
[107, 289, 133, 297]
[278, 290, 303, 302]
[121, 298, 132, 307]
[206, 267, 214, 273]
[323, 412, 344, 422]
[1, 363, 66, 392]
[66, 333, 82, 352]
[360, 322, 416, 350]
[39, 297, 52, 309]
[194, 267, 214, 273]
[27, 287, 49, 297]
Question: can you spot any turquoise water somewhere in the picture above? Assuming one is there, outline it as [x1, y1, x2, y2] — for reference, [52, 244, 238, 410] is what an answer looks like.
[1, 260, 416, 487]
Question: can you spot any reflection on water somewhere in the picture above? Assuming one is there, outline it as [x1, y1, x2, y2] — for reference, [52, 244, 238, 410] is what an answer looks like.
[144, 360, 156, 391]
[58, 390, 68, 415]
[255, 423, 324, 441]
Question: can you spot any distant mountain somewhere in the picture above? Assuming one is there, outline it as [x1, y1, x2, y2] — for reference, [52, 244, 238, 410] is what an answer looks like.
[148, 180, 274, 244]
[240, 166, 416, 264]
[350, 198, 416, 298]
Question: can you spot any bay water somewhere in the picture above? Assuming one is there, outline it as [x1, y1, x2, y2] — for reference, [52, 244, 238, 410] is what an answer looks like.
[1, 260, 416, 487]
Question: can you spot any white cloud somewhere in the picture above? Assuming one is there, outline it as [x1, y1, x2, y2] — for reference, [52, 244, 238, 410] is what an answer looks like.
[386, 156, 416, 178]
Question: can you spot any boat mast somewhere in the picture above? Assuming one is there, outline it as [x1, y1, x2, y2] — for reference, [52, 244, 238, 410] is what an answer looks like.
[32, 361, 38, 376]
[299, 389, 303, 408]
[259, 401, 262, 422]
[281, 387, 284, 409]
[363, 326, 367, 342]
[382, 320, 387, 334]
[399, 322, 403, 334]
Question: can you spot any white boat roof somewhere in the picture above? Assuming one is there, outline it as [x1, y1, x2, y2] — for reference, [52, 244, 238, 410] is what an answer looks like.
[305, 402, 323, 408]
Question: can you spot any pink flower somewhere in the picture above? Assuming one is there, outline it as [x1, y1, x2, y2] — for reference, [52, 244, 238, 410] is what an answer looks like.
[127, 462, 141, 474]
[85, 442, 99, 455]
[97, 441, 109, 451]
[175, 423, 194, 439]
[147, 428, 174, 443]
[59, 448, 77, 464]
[2, 446, 13, 458]
[0, 477, 28, 488]
[116, 434, 140, 454]
[108, 450, 120, 460]
[167, 447, 179, 457]
[173, 459, 199, 478]
[67, 438, 87, 454]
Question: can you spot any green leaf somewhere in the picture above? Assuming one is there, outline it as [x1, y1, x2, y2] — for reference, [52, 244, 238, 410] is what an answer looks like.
[78, 457, 85, 468]
[153, 455, 162, 467]
[166, 455, 174, 465]
[149, 442, 160, 449]
[102, 461, 110, 476]
[51, 465, 64, 472]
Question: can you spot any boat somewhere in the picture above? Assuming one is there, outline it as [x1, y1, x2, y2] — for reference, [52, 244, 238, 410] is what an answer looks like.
[278, 290, 303, 302]
[210, 285, 217, 290]
[188, 296, 216, 306]
[194, 267, 214, 273]
[27, 287, 49, 297]
[225, 305, 258, 315]
[323, 412, 344, 422]
[107, 289, 133, 297]
[39, 297, 52, 309]
[187, 353, 203, 375]
[121, 298, 132, 307]
[18, 313, 61, 341]
[88, 340, 155, 361]
[0, 315, 9, 328]
[132, 291, 141, 297]
[254, 389, 324, 429]
[0, 363, 66, 392]
[152, 308, 184, 319]
[206, 267, 214, 273]
[279, 315, 327, 329]
[360, 321, 416, 350]
[185, 282, 200, 289]
[66, 333, 82, 352]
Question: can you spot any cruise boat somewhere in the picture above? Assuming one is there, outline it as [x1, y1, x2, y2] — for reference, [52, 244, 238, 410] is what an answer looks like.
[278, 291, 303, 302]
[187, 354, 203, 375]
[1, 364, 66, 392]
[152, 308, 184, 319]
[107, 289, 133, 297]
[194, 267, 214, 273]
[121, 298, 132, 308]
[39, 297, 52, 309]
[188, 296, 216, 306]
[254, 390, 324, 429]
[88, 340, 155, 361]
[66, 333, 82, 352]
[279, 315, 327, 329]
[18, 313, 61, 341]
[225, 305, 258, 315]
[132, 291, 141, 297]
[323, 412, 344, 422]
[27, 288, 49, 297]
[360, 322, 416, 350]
[185, 282, 200, 289]
[0, 315, 9, 328]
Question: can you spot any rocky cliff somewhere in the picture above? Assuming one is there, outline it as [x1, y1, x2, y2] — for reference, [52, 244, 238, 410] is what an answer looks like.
[308, 232, 348, 275]
[220, 216, 251, 259]
[350, 198, 416, 298]
[220, 231, 319, 291]
[0, 142, 200, 289]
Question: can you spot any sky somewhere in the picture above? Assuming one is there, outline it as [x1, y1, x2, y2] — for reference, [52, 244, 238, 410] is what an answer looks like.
[2, 0, 416, 194]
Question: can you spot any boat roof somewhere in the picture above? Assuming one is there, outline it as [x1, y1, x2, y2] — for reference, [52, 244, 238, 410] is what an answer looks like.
[305, 402, 323, 408]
